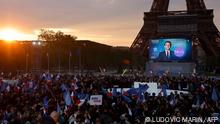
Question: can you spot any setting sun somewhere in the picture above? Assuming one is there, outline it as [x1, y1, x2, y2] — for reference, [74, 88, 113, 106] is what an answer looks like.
[0, 28, 21, 41]
[0, 28, 36, 42]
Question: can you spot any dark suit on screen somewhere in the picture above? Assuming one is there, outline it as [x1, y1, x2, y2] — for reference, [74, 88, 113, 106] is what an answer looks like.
[158, 50, 175, 61]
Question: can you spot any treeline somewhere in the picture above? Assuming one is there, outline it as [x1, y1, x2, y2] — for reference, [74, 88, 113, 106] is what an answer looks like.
[0, 29, 145, 73]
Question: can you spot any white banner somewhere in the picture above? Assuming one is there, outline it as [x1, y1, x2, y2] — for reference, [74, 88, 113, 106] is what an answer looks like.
[134, 82, 189, 96]
[89, 95, 103, 106]
[2, 80, 18, 85]
[134, 82, 159, 96]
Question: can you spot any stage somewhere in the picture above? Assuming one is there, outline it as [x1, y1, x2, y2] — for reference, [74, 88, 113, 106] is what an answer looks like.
[146, 62, 196, 75]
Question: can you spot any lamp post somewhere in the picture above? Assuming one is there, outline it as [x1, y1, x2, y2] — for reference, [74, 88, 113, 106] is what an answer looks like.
[47, 52, 49, 73]
[24, 42, 29, 73]
[58, 53, 61, 73]
[78, 48, 81, 75]
[77, 42, 86, 75]
[69, 51, 72, 73]
[26, 53, 29, 73]
[32, 41, 43, 73]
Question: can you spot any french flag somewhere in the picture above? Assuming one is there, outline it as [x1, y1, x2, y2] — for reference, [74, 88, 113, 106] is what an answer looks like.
[71, 78, 78, 90]
[61, 84, 72, 106]
[73, 93, 90, 106]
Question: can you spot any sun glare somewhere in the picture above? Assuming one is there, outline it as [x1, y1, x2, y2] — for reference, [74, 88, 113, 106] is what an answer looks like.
[0, 28, 25, 42]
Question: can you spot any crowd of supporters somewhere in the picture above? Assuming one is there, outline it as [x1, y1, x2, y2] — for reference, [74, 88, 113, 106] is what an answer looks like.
[0, 73, 219, 124]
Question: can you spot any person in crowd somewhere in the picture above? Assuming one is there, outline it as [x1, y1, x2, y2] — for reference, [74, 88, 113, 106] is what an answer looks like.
[0, 73, 219, 123]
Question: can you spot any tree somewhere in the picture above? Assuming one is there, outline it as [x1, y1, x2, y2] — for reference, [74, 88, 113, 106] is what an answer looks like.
[38, 29, 77, 42]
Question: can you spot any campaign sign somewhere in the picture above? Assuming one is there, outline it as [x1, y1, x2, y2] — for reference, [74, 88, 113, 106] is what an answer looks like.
[89, 95, 103, 106]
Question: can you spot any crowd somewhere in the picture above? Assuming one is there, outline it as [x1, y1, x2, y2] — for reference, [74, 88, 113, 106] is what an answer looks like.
[0, 73, 219, 124]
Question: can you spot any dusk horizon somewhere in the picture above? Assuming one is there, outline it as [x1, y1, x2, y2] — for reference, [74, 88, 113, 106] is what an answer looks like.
[0, 0, 219, 46]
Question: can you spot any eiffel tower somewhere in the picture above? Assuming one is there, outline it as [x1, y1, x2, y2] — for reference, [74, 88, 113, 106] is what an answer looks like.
[130, 0, 220, 58]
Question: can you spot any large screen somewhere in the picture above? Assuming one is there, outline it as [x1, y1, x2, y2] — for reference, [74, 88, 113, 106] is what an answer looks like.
[149, 38, 192, 61]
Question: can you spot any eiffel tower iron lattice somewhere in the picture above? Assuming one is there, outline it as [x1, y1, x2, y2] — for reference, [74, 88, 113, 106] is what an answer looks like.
[130, 0, 220, 58]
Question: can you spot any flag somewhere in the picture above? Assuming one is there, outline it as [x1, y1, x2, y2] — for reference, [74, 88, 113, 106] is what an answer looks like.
[107, 92, 112, 97]
[71, 80, 78, 90]
[200, 101, 206, 109]
[28, 81, 34, 89]
[76, 93, 87, 100]
[169, 95, 176, 106]
[55, 74, 60, 81]
[138, 84, 149, 93]
[122, 95, 132, 103]
[61, 84, 67, 91]
[112, 88, 117, 97]
[0, 78, 3, 86]
[61, 84, 72, 106]
[45, 74, 52, 81]
[43, 96, 49, 109]
[41, 73, 46, 80]
[73, 76, 78, 83]
[196, 94, 201, 106]
[75, 93, 90, 106]
[71, 91, 74, 98]
[137, 92, 145, 103]
[128, 107, 132, 116]
[127, 88, 138, 95]
[211, 86, 219, 102]
[0, 83, 7, 92]
[161, 84, 168, 97]
[63, 91, 72, 106]
[101, 88, 107, 95]
[6, 85, 10, 92]
[57, 103, 61, 113]
[200, 84, 205, 91]
[27, 81, 35, 93]
[79, 94, 90, 106]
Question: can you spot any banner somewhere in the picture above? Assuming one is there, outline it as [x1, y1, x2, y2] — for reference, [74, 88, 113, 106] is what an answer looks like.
[133, 82, 188, 96]
[2, 80, 18, 85]
[89, 95, 103, 106]
[134, 82, 159, 95]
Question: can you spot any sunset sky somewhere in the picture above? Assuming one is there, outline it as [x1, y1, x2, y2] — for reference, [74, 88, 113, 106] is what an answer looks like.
[0, 0, 219, 46]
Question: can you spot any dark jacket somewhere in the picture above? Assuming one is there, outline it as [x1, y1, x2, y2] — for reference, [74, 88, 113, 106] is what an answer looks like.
[158, 50, 176, 61]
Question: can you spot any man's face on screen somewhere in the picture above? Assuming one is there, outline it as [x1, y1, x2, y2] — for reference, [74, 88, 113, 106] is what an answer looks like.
[164, 42, 171, 50]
